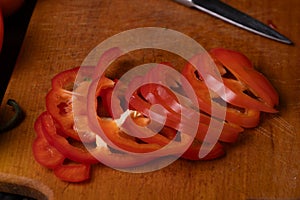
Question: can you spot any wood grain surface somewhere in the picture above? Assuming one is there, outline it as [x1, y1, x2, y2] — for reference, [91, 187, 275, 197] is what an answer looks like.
[0, 0, 299, 199]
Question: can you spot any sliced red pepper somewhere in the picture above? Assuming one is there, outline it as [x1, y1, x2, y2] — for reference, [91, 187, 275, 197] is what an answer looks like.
[32, 46, 281, 182]
[39, 112, 154, 169]
[102, 79, 227, 158]
[53, 163, 91, 183]
[40, 112, 100, 164]
[33, 113, 93, 183]
[46, 67, 96, 143]
[51, 67, 79, 90]
[129, 91, 191, 133]
[123, 64, 243, 142]
[138, 83, 243, 143]
[97, 118, 163, 153]
[87, 77, 167, 154]
[130, 116, 175, 146]
[209, 48, 279, 107]
[127, 80, 241, 143]
[182, 61, 261, 128]
[32, 116, 65, 169]
[91, 77, 199, 158]
[205, 49, 278, 112]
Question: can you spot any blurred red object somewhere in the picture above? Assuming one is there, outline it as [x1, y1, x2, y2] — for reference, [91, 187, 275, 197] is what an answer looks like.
[0, 10, 3, 51]
[0, 0, 24, 16]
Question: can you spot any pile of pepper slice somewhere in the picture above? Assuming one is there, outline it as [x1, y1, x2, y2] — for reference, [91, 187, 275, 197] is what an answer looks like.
[32, 48, 279, 182]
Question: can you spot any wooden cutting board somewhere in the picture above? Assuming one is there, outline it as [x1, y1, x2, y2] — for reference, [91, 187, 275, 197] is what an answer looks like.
[0, 0, 299, 199]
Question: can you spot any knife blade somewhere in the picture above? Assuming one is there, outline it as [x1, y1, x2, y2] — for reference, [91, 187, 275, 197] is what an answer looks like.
[173, 0, 293, 45]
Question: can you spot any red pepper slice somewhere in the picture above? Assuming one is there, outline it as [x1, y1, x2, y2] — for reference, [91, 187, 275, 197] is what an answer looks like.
[53, 163, 91, 183]
[40, 112, 100, 164]
[46, 67, 96, 143]
[32, 116, 65, 169]
[33, 114, 92, 183]
[50, 67, 79, 90]
[204, 51, 278, 113]
[209, 48, 279, 107]
[182, 60, 261, 128]
[97, 118, 163, 153]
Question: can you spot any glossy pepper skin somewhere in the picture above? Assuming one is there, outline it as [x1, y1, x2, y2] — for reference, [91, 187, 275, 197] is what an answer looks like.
[46, 67, 97, 143]
[209, 48, 278, 108]
[33, 112, 91, 183]
[182, 48, 278, 128]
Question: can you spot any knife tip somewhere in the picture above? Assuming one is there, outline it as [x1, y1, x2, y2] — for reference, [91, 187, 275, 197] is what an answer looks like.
[277, 37, 294, 45]
[284, 40, 294, 45]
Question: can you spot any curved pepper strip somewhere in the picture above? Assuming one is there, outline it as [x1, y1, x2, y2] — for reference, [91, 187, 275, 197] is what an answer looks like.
[89, 77, 171, 154]
[53, 164, 91, 183]
[182, 62, 261, 128]
[209, 48, 279, 107]
[187, 50, 278, 113]
[40, 112, 100, 164]
[51, 67, 79, 90]
[46, 67, 96, 143]
[33, 116, 65, 169]
[33, 114, 91, 182]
